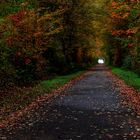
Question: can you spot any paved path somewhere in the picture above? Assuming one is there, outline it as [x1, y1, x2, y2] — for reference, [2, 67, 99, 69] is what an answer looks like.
[1, 65, 140, 140]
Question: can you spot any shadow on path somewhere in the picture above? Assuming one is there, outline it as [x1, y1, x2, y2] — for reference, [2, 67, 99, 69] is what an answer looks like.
[1, 64, 140, 140]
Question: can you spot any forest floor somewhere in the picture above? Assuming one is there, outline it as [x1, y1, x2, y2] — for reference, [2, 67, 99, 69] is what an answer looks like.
[0, 64, 140, 140]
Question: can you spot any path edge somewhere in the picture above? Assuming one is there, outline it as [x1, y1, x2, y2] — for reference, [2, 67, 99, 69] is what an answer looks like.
[0, 70, 91, 129]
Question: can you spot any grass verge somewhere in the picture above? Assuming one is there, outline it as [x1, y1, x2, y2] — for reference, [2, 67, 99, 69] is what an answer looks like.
[0, 71, 84, 120]
[111, 67, 140, 91]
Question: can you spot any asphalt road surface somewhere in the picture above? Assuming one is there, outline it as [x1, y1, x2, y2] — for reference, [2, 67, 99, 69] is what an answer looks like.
[1, 65, 140, 140]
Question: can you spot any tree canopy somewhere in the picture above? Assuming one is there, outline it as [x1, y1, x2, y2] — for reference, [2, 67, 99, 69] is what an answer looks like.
[0, 0, 139, 88]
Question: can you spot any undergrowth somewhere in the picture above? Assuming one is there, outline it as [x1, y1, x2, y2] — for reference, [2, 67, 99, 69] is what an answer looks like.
[111, 67, 140, 91]
[0, 71, 84, 120]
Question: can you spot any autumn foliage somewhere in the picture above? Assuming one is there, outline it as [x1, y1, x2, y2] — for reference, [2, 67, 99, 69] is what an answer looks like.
[106, 0, 140, 73]
[0, 0, 95, 87]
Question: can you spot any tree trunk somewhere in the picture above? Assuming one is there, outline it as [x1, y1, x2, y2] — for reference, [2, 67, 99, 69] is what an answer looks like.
[113, 47, 122, 67]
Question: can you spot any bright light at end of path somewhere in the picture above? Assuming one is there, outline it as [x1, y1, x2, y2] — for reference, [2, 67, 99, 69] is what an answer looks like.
[98, 59, 104, 64]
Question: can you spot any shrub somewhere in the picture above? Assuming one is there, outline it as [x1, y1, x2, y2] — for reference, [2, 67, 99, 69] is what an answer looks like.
[122, 55, 133, 69]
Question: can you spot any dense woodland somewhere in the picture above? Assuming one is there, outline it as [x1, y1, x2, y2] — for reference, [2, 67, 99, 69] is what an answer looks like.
[0, 0, 140, 88]
[106, 0, 140, 74]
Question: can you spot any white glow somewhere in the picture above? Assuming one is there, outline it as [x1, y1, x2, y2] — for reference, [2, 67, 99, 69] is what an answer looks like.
[98, 59, 104, 64]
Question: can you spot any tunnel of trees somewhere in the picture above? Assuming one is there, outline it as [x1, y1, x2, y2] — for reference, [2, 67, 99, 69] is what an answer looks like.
[0, 0, 140, 88]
